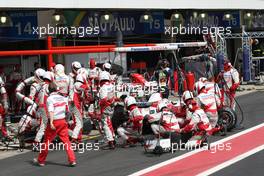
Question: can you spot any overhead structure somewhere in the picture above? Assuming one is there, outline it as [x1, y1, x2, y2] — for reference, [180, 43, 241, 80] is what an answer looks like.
[1, 0, 264, 9]
[216, 28, 264, 82]
[114, 42, 207, 52]
[0, 36, 207, 70]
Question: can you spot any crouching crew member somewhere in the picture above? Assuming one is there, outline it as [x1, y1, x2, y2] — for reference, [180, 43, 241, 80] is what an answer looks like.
[117, 96, 143, 147]
[194, 81, 220, 128]
[181, 91, 212, 148]
[149, 100, 180, 137]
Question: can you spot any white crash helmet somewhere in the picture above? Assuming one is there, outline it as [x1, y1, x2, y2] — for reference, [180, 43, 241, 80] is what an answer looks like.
[125, 96, 137, 108]
[43, 71, 54, 82]
[54, 64, 65, 76]
[103, 63, 111, 70]
[194, 81, 205, 95]
[182, 90, 194, 103]
[198, 77, 207, 83]
[99, 71, 110, 82]
[148, 93, 162, 103]
[34, 68, 46, 82]
[72, 61, 82, 74]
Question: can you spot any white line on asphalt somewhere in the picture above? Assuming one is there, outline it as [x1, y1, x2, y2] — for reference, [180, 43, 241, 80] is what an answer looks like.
[129, 122, 264, 176]
[0, 149, 30, 160]
[196, 144, 264, 176]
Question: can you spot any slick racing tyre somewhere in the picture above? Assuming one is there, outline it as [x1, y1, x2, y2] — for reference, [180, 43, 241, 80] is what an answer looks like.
[218, 107, 237, 131]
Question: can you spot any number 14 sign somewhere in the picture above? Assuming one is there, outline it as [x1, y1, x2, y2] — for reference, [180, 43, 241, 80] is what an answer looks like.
[0, 11, 38, 41]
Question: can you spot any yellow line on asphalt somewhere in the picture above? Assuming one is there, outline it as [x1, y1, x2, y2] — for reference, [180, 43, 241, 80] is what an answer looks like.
[82, 134, 101, 140]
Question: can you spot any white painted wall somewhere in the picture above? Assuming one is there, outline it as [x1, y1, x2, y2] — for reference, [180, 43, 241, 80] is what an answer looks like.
[1, 0, 264, 9]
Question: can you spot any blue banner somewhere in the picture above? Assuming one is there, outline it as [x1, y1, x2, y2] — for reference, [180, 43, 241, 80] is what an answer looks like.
[185, 11, 240, 28]
[0, 11, 38, 41]
[75, 11, 164, 36]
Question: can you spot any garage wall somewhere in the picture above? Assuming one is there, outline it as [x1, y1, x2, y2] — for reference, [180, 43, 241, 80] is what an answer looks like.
[64, 52, 127, 74]
[2, 0, 264, 9]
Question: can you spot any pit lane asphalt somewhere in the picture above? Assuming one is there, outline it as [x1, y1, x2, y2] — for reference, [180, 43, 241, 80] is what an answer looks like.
[213, 150, 264, 176]
[0, 91, 263, 176]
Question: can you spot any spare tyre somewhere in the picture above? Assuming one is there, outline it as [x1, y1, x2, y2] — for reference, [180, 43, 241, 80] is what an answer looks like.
[218, 107, 237, 131]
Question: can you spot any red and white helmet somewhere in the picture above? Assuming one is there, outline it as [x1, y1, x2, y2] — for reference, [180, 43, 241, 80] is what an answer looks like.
[198, 77, 207, 83]
[124, 96, 137, 108]
[182, 90, 194, 103]
[50, 62, 56, 72]
[148, 93, 162, 103]
[224, 60, 232, 71]
[34, 68, 46, 82]
[224, 59, 232, 66]
[72, 61, 82, 74]
[194, 81, 205, 95]
[99, 71, 110, 82]
[90, 58, 96, 69]
[43, 71, 54, 82]
[54, 64, 65, 76]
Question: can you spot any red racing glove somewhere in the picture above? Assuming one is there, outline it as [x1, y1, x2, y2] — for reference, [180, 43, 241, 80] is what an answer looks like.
[230, 83, 239, 92]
